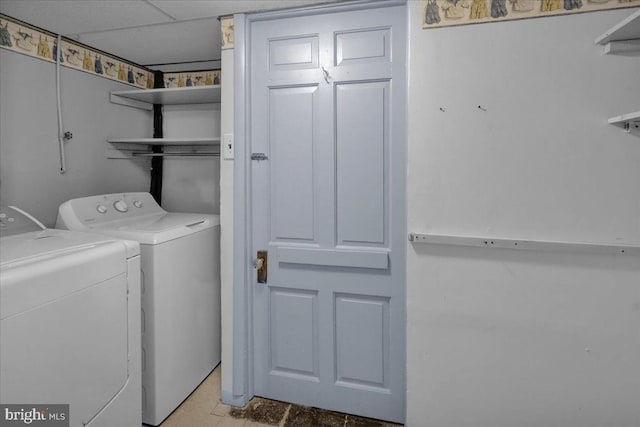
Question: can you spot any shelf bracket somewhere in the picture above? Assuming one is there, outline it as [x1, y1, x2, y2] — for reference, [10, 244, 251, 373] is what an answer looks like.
[621, 121, 640, 135]
[602, 39, 640, 55]
[408, 232, 640, 256]
[608, 110, 640, 136]
[110, 93, 153, 111]
[106, 141, 148, 159]
[618, 120, 640, 135]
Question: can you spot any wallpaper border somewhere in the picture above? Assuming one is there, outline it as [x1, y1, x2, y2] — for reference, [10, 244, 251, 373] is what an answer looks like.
[423, 1, 638, 28]
[0, 13, 221, 89]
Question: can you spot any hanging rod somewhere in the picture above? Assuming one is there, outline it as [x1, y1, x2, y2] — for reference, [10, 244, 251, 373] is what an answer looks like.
[408, 232, 640, 256]
[132, 152, 220, 157]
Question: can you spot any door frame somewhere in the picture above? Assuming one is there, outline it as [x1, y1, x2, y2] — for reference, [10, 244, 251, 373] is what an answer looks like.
[227, 0, 408, 409]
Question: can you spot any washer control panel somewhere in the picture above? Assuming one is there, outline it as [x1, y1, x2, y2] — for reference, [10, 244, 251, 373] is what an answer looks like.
[57, 192, 164, 228]
[113, 200, 129, 213]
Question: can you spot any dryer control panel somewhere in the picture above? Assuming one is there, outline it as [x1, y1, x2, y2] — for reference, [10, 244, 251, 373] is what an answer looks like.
[56, 192, 165, 230]
[0, 206, 46, 237]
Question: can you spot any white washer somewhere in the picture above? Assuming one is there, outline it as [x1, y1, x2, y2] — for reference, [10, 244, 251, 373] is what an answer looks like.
[0, 205, 141, 427]
[56, 192, 221, 426]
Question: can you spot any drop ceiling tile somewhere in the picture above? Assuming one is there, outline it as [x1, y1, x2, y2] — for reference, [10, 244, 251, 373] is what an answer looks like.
[77, 18, 221, 66]
[146, 0, 223, 20]
[0, 0, 173, 35]
[148, 0, 343, 20]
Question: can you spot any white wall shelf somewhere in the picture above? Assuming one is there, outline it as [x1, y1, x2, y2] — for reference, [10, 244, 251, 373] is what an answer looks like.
[107, 137, 221, 146]
[608, 110, 640, 134]
[596, 10, 640, 136]
[408, 233, 640, 256]
[595, 9, 640, 55]
[111, 85, 221, 110]
[109, 85, 223, 159]
[107, 138, 220, 158]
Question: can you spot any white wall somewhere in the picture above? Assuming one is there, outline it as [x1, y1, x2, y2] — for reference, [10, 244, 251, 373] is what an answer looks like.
[407, 4, 640, 426]
[0, 49, 151, 226]
[161, 104, 221, 214]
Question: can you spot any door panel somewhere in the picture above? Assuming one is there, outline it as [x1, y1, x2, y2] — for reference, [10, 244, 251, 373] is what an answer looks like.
[335, 28, 390, 66]
[251, 4, 406, 423]
[335, 294, 389, 388]
[269, 36, 319, 71]
[336, 81, 388, 246]
[270, 86, 318, 241]
[269, 288, 319, 379]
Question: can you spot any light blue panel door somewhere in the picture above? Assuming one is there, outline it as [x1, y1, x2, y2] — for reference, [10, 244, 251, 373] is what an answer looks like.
[250, 4, 406, 423]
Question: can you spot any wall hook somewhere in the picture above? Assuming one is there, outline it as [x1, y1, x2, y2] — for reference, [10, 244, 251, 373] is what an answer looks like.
[478, 105, 487, 112]
[439, 107, 445, 112]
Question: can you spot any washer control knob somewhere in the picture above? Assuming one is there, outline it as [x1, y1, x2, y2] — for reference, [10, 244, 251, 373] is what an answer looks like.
[113, 200, 129, 213]
[133, 200, 143, 208]
[96, 205, 108, 214]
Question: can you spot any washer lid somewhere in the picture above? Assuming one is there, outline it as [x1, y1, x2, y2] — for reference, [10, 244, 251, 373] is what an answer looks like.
[1, 229, 139, 265]
[1, 229, 139, 318]
[88, 212, 220, 245]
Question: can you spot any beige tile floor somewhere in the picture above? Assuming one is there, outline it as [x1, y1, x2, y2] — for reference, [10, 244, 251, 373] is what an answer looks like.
[158, 364, 235, 427]
[158, 364, 402, 427]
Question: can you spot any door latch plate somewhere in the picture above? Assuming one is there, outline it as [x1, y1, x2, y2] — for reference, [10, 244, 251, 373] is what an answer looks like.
[251, 153, 269, 161]
[254, 250, 267, 283]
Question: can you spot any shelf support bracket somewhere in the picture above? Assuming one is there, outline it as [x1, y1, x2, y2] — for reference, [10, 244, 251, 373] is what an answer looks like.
[110, 93, 153, 110]
[602, 39, 640, 55]
[106, 141, 145, 159]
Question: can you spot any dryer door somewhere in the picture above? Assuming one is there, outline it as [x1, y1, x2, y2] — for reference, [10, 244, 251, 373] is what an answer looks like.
[1, 273, 129, 426]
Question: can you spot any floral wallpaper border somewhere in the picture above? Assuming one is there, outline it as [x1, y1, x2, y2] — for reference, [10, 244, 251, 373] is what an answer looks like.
[220, 16, 234, 50]
[163, 70, 221, 88]
[0, 13, 155, 89]
[0, 13, 221, 90]
[423, 0, 638, 28]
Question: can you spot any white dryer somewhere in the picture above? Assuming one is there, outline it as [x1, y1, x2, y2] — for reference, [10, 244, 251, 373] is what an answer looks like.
[0, 205, 141, 427]
[56, 192, 221, 426]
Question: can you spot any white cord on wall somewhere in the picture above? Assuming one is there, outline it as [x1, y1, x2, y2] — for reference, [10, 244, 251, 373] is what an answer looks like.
[8, 206, 46, 230]
[56, 33, 67, 174]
